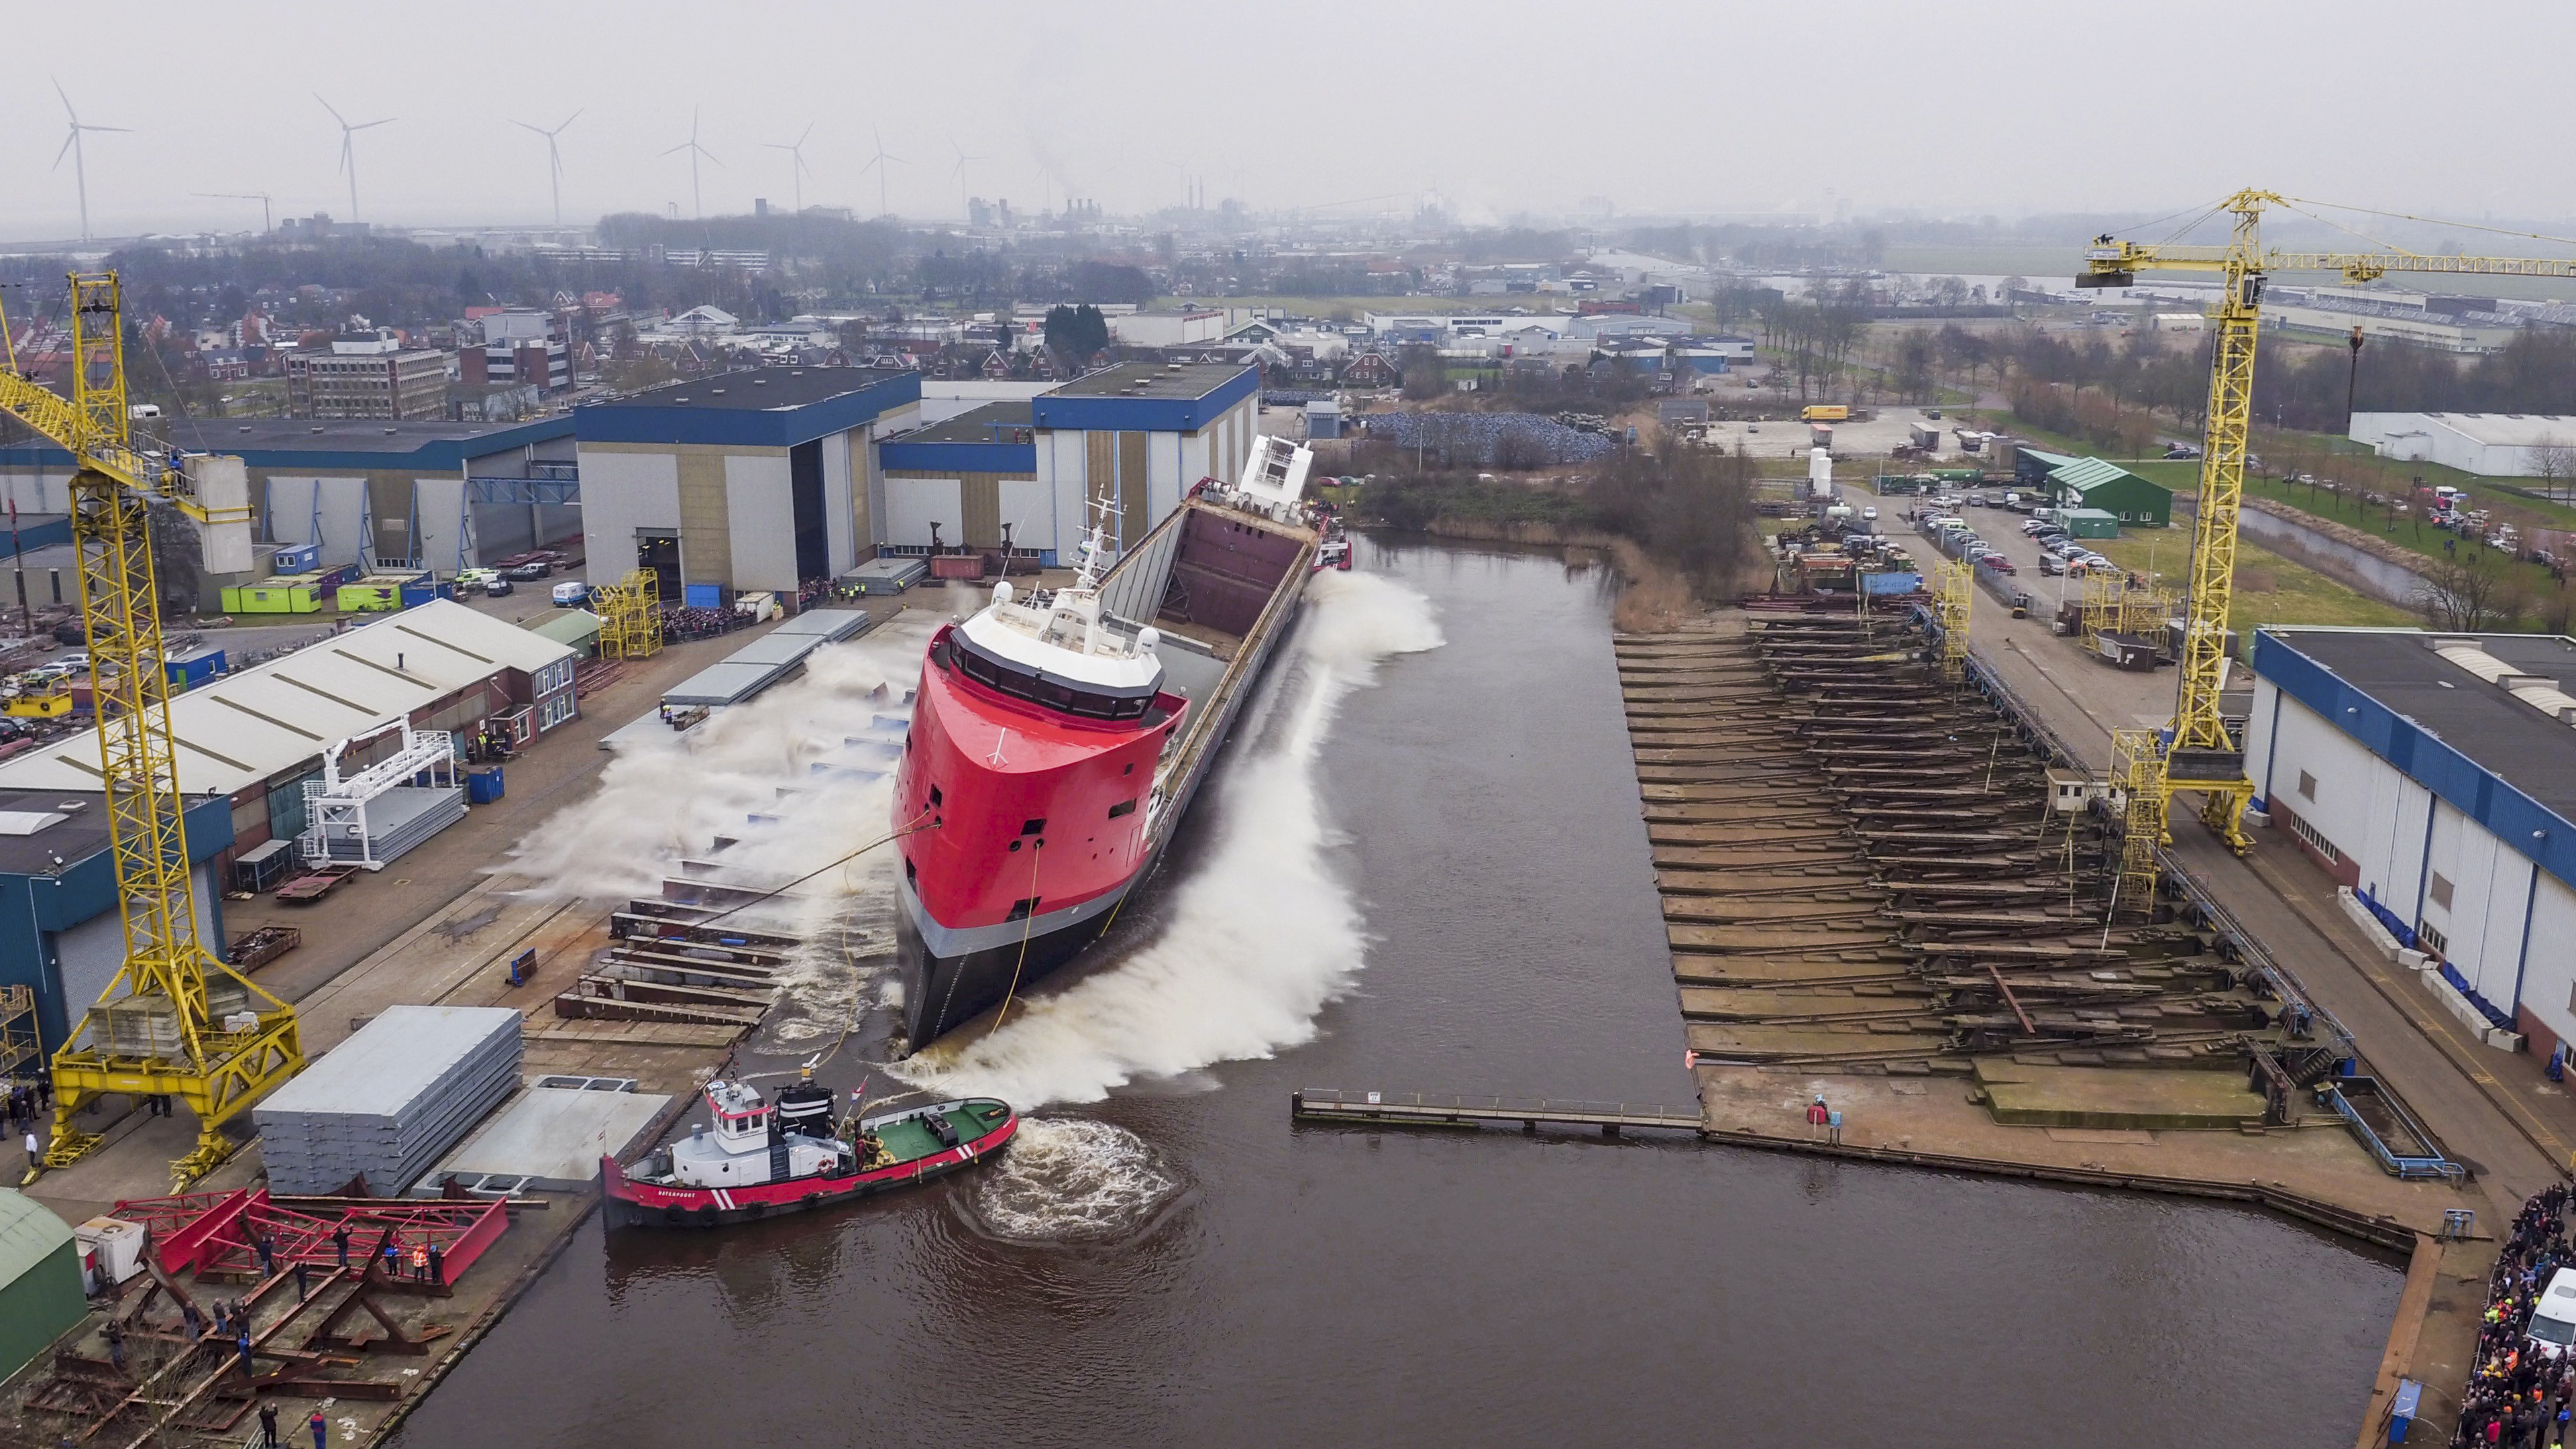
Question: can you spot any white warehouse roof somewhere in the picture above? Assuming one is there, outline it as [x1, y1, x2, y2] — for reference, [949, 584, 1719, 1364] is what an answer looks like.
[0, 598, 575, 798]
[2355, 411, 2576, 449]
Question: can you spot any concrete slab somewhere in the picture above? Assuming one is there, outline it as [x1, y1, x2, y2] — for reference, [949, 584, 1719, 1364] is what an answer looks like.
[428, 1084, 671, 1190]
[1973, 1060, 2270, 1130]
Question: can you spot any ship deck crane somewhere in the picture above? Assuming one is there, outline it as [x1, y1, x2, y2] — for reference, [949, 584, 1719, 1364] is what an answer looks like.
[0, 272, 302, 1187]
[2078, 191, 2576, 903]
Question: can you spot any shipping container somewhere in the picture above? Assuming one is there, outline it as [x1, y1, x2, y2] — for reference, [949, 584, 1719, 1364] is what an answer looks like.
[337, 572, 427, 612]
[221, 578, 321, 614]
[2061, 508, 2122, 539]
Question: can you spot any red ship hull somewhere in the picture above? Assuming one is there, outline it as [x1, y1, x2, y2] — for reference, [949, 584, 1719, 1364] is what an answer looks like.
[893, 496, 1316, 1050]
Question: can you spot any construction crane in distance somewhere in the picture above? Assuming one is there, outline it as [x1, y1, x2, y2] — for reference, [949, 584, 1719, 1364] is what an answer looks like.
[0, 272, 304, 1188]
[2078, 190, 2576, 900]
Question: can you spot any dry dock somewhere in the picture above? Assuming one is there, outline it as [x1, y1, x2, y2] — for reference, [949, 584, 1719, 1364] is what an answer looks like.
[1613, 604, 2500, 1438]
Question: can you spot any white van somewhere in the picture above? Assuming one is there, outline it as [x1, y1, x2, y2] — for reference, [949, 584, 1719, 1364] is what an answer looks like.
[2528, 1269, 2576, 1358]
[551, 580, 589, 607]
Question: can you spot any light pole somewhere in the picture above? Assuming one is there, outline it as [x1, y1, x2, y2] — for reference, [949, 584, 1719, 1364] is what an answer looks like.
[2345, 325, 2366, 439]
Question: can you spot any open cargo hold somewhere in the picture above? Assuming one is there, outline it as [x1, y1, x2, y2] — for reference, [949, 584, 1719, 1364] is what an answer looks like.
[252, 1004, 524, 1196]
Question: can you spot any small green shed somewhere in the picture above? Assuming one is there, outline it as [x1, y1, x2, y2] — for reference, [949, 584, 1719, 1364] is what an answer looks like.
[0, 1190, 85, 1383]
[2048, 456, 2172, 527]
[525, 608, 602, 660]
[2062, 508, 2123, 539]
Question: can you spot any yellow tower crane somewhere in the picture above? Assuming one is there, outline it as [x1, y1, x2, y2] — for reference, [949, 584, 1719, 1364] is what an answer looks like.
[1932, 557, 1972, 683]
[0, 273, 303, 1187]
[2079, 191, 2576, 865]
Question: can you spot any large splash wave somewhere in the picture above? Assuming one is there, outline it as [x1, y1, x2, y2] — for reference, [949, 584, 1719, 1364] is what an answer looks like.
[895, 569, 1444, 1107]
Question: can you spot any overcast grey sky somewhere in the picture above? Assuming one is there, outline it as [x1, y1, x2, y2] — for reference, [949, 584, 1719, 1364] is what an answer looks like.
[9, 0, 2574, 240]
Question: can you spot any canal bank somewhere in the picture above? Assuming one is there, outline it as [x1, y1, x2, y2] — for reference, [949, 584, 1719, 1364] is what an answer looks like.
[378, 535, 2400, 1449]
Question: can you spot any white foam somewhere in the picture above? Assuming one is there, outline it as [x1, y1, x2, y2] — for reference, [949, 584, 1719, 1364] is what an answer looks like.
[894, 569, 1444, 1108]
[971, 1117, 1178, 1242]
[498, 612, 942, 1042]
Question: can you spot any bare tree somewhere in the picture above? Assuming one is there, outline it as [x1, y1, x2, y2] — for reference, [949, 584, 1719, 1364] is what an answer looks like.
[2528, 439, 2576, 503]
[2412, 551, 2524, 631]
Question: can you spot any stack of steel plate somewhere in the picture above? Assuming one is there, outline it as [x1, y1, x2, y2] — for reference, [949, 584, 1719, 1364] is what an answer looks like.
[254, 1005, 523, 1195]
[304, 786, 466, 866]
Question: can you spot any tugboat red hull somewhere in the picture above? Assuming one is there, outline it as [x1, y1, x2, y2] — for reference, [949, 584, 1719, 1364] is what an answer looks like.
[602, 1110, 1016, 1230]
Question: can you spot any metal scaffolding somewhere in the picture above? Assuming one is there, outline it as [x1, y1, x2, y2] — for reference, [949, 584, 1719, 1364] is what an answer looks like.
[2110, 728, 2167, 918]
[593, 568, 663, 660]
[1933, 559, 1972, 682]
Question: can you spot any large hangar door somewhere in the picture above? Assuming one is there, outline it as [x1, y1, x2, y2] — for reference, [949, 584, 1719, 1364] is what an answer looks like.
[45, 864, 223, 1038]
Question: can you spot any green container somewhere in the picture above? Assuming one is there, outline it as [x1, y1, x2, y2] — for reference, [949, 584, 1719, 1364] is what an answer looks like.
[337, 572, 427, 612]
[221, 578, 321, 614]
[2062, 508, 2122, 539]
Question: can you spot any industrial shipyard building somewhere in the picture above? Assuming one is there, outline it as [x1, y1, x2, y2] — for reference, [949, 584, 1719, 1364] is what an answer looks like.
[2247, 627, 2576, 1061]
[572, 361, 1260, 594]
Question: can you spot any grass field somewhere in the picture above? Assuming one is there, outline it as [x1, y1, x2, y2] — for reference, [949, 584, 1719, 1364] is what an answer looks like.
[2078, 533, 2418, 633]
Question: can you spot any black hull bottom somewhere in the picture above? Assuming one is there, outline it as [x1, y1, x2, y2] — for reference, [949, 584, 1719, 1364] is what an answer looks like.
[898, 908, 1115, 1050]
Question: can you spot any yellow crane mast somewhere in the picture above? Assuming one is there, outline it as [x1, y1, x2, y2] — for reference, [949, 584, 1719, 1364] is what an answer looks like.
[2078, 191, 2576, 864]
[1932, 557, 1972, 682]
[1, 273, 303, 1188]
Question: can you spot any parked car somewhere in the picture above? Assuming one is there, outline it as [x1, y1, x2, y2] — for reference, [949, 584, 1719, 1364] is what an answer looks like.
[551, 580, 589, 607]
[2021, 519, 2050, 535]
[54, 652, 91, 678]
[50, 620, 85, 647]
[2164, 444, 2202, 460]
[484, 577, 515, 597]
[1860, 506, 1879, 521]
[508, 560, 553, 580]
[1979, 553, 2016, 574]
[2038, 555, 2067, 576]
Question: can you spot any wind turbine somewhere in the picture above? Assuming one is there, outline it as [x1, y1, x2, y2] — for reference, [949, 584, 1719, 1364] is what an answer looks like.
[858, 128, 905, 219]
[193, 192, 275, 233]
[513, 111, 580, 225]
[761, 123, 816, 214]
[52, 81, 129, 243]
[949, 137, 989, 218]
[661, 109, 722, 219]
[315, 95, 394, 221]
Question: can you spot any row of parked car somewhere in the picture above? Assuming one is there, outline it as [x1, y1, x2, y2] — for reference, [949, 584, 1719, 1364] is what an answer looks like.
[2019, 516, 2118, 577]
[1918, 514, 2017, 574]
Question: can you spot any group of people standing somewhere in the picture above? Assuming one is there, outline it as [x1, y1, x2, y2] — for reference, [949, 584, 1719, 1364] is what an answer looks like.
[2459, 1183, 2576, 1447]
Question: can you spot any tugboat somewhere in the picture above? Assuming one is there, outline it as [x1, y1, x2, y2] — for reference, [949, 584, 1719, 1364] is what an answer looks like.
[602, 1068, 1016, 1228]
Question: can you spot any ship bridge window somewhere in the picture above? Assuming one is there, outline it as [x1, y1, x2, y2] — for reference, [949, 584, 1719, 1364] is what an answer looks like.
[950, 633, 1156, 721]
[1020, 818, 1046, 836]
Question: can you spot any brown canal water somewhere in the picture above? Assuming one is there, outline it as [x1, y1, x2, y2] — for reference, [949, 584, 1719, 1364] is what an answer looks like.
[389, 536, 2401, 1449]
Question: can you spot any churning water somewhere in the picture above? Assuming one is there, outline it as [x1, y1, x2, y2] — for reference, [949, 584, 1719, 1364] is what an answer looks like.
[896, 570, 1445, 1108]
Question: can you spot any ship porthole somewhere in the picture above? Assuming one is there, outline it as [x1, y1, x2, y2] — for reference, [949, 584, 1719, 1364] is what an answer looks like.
[1008, 840, 1021, 852]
